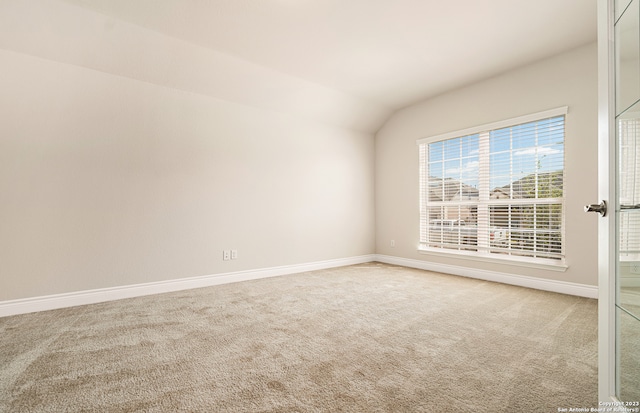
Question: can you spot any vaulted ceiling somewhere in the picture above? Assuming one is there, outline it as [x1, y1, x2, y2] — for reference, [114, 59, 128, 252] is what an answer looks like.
[66, 0, 597, 110]
[0, 1, 596, 133]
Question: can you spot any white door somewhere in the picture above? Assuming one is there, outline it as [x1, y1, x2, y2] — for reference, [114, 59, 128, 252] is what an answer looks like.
[596, 0, 640, 403]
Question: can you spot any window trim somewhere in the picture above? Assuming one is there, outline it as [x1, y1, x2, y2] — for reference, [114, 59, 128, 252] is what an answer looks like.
[417, 245, 569, 272]
[417, 106, 568, 145]
[416, 106, 569, 267]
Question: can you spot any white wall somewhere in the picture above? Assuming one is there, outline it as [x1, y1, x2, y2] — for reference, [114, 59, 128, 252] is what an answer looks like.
[375, 43, 599, 287]
[0, 0, 599, 303]
[0, 2, 376, 301]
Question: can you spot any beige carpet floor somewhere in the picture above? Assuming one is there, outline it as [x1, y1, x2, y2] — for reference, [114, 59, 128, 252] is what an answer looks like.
[0, 262, 597, 412]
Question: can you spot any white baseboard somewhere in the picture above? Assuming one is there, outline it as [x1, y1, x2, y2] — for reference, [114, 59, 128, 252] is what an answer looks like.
[0, 253, 598, 318]
[0, 255, 376, 317]
[375, 254, 598, 299]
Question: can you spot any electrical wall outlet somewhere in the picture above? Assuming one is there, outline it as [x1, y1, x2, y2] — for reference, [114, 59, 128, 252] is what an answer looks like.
[231, 249, 238, 260]
[390, 240, 395, 247]
[631, 262, 640, 274]
[223, 250, 230, 261]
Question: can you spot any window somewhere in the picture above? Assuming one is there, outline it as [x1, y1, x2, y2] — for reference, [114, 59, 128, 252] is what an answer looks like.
[418, 107, 567, 264]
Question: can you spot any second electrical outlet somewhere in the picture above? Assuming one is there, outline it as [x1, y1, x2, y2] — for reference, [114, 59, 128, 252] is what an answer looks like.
[223, 250, 238, 261]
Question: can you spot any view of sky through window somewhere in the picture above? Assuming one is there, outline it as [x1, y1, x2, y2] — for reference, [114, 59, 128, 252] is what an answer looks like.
[428, 116, 564, 193]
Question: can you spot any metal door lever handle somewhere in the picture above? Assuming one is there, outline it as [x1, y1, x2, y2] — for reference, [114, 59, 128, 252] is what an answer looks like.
[584, 200, 607, 217]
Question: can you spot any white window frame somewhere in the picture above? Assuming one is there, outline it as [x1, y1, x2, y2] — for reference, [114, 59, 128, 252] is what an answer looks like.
[417, 106, 569, 271]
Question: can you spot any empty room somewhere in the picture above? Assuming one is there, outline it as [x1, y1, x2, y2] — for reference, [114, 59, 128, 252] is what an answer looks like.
[1, 0, 637, 411]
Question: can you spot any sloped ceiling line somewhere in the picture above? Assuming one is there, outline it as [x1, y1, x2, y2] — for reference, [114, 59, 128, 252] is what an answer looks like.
[0, 0, 392, 133]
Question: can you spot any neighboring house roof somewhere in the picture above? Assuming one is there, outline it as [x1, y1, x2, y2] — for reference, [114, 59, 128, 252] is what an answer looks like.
[431, 170, 563, 202]
[428, 177, 479, 202]
[490, 187, 512, 199]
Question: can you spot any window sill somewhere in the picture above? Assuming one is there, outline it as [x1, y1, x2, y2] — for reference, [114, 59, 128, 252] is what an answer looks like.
[417, 247, 568, 272]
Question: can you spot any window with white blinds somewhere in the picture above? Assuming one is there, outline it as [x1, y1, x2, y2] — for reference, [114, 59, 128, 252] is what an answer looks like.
[418, 108, 566, 263]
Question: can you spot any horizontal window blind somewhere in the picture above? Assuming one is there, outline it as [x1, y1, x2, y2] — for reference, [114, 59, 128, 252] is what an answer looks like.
[419, 111, 566, 262]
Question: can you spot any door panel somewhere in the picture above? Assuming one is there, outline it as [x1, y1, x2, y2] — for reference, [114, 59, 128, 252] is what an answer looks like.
[615, 0, 640, 401]
[617, 307, 640, 401]
[616, 0, 634, 21]
[615, 0, 640, 115]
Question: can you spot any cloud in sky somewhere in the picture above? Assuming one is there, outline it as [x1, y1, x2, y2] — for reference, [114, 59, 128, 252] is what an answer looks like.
[445, 160, 479, 176]
[514, 147, 561, 157]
